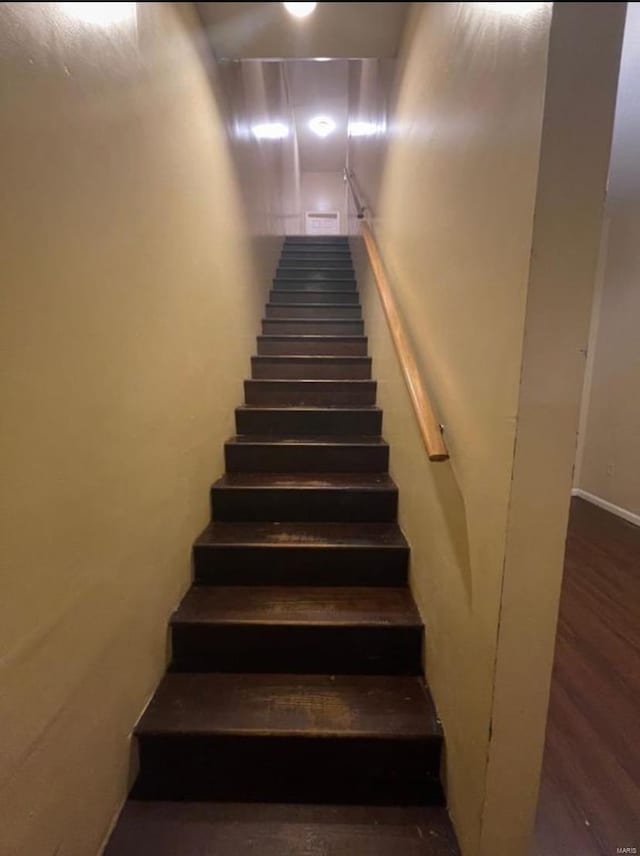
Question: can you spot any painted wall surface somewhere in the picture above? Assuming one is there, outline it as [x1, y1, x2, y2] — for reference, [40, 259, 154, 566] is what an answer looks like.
[576, 3, 640, 519]
[348, 3, 623, 854]
[0, 4, 284, 855]
[300, 171, 348, 234]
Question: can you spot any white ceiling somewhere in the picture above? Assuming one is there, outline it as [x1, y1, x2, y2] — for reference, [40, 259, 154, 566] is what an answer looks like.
[197, 2, 410, 60]
[286, 60, 349, 172]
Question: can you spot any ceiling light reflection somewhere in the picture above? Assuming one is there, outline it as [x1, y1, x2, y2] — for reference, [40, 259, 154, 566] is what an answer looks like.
[283, 2, 317, 19]
[59, 2, 136, 26]
[348, 121, 384, 138]
[251, 122, 289, 140]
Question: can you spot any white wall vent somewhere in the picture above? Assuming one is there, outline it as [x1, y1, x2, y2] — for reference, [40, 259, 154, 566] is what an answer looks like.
[305, 211, 340, 235]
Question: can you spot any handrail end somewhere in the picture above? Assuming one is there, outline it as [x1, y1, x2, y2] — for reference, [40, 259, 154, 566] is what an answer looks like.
[428, 452, 450, 463]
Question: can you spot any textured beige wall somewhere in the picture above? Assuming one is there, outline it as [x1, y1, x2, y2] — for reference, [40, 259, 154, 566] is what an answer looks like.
[577, 206, 640, 517]
[349, 3, 623, 854]
[577, 4, 640, 518]
[0, 4, 282, 855]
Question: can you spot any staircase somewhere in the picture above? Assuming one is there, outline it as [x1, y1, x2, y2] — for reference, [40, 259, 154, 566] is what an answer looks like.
[104, 236, 459, 855]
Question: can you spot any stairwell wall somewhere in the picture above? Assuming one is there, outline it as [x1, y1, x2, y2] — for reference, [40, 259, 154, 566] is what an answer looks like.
[349, 3, 623, 854]
[0, 4, 285, 855]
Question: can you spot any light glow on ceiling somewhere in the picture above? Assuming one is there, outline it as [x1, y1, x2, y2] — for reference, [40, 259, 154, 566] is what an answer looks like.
[475, 2, 547, 16]
[251, 122, 289, 140]
[348, 121, 382, 138]
[309, 115, 336, 138]
[59, 2, 136, 26]
[283, 2, 317, 19]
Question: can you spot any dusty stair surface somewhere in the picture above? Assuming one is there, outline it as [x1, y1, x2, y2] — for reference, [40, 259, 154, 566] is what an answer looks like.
[105, 236, 459, 855]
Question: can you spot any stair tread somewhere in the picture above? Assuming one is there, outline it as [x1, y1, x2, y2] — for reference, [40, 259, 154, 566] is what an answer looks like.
[172, 586, 420, 627]
[195, 520, 407, 548]
[253, 355, 369, 361]
[213, 473, 396, 490]
[105, 802, 459, 856]
[246, 378, 373, 384]
[226, 435, 386, 446]
[136, 673, 439, 738]
[237, 405, 381, 411]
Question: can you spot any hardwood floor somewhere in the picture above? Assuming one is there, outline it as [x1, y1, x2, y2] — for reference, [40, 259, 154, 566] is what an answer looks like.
[532, 497, 640, 855]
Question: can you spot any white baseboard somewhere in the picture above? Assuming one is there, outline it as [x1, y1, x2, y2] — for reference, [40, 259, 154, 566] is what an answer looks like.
[572, 488, 640, 528]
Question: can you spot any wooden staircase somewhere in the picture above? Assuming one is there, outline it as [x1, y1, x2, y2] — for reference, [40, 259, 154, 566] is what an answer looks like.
[105, 236, 459, 854]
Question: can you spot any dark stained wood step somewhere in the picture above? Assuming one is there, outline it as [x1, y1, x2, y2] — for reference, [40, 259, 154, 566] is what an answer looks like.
[104, 802, 460, 856]
[251, 355, 371, 380]
[280, 253, 352, 262]
[275, 269, 355, 279]
[170, 586, 422, 674]
[279, 258, 354, 269]
[257, 335, 367, 356]
[274, 279, 357, 291]
[193, 520, 409, 586]
[210, 473, 398, 522]
[285, 236, 349, 244]
[265, 303, 362, 319]
[270, 290, 359, 305]
[262, 319, 364, 336]
[244, 379, 376, 407]
[224, 435, 388, 472]
[132, 673, 442, 803]
[235, 405, 382, 437]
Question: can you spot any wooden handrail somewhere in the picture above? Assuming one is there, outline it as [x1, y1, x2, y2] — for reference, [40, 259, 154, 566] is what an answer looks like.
[359, 220, 449, 462]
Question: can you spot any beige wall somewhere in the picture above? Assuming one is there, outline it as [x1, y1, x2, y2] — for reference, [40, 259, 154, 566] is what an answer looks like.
[300, 171, 348, 234]
[576, 3, 640, 521]
[349, 3, 623, 854]
[0, 4, 284, 855]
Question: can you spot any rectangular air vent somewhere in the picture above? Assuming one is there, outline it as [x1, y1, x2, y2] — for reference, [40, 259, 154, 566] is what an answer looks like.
[305, 211, 341, 235]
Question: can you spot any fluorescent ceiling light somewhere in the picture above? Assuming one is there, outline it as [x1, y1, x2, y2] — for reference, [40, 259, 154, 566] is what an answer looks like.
[309, 116, 336, 138]
[314, 57, 332, 62]
[252, 122, 289, 140]
[348, 121, 380, 138]
[283, 2, 317, 18]
[59, 2, 136, 26]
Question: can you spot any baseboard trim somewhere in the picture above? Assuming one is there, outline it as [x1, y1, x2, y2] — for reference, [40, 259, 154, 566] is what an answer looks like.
[572, 488, 640, 528]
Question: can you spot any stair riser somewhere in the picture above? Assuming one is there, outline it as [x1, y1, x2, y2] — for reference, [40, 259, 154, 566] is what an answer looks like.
[134, 736, 443, 804]
[170, 625, 422, 674]
[270, 291, 359, 305]
[265, 305, 362, 319]
[251, 358, 371, 379]
[276, 270, 355, 280]
[279, 259, 354, 269]
[280, 254, 352, 263]
[193, 545, 408, 586]
[210, 486, 398, 522]
[224, 443, 389, 473]
[244, 380, 376, 406]
[285, 238, 349, 246]
[235, 407, 382, 436]
[274, 280, 357, 291]
[262, 320, 364, 336]
[257, 338, 367, 356]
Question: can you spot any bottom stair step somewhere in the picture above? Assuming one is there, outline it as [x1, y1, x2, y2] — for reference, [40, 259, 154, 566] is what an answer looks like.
[132, 673, 443, 804]
[104, 802, 460, 855]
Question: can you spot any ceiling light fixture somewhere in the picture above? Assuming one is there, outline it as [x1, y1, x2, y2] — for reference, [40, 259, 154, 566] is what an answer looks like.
[251, 122, 289, 140]
[309, 115, 336, 138]
[348, 121, 380, 138]
[283, 2, 317, 19]
[59, 2, 136, 26]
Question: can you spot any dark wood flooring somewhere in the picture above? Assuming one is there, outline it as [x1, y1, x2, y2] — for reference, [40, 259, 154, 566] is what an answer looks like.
[532, 497, 640, 855]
